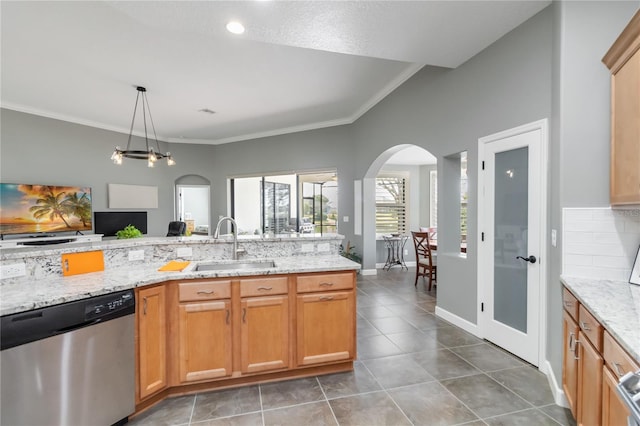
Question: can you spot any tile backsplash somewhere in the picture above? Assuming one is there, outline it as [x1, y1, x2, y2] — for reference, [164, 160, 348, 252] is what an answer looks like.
[563, 207, 640, 281]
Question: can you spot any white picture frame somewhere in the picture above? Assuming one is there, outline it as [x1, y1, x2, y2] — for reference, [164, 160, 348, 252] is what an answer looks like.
[630, 245, 640, 286]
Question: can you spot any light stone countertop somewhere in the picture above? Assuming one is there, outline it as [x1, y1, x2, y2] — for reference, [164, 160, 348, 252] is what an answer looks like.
[561, 275, 640, 364]
[0, 255, 360, 316]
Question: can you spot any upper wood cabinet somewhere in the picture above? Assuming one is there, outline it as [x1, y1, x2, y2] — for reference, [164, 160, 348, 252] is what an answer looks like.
[603, 10, 640, 206]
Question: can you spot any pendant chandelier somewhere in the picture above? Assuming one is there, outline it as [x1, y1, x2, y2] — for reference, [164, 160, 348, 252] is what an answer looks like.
[111, 86, 175, 167]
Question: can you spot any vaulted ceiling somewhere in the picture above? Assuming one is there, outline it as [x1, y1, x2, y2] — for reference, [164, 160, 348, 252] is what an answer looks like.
[1, 1, 550, 145]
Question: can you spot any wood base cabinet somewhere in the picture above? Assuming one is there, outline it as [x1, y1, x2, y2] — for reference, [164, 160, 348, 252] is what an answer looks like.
[577, 330, 603, 426]
[296, 291, 355, 366]
[176, 280, 232, 383]
[562, 310, 579, 418]
[135, 270, 357, 412]
[136, 285, 167, 401]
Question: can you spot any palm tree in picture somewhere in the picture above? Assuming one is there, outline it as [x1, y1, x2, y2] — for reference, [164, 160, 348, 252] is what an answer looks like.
[28, 190, 73, 229]
[62, 192, 91, 226]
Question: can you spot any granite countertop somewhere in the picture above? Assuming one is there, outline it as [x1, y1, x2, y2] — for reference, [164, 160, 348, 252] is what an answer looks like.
[561, 275, 640, 364]
[0, 255, 360, 316]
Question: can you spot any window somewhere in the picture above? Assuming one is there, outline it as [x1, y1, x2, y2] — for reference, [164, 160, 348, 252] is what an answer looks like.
[460, 151, 468, 245]
[430, 170, 437, 227]
[375, 175, 408, 235]
[230, 170, 337, 235]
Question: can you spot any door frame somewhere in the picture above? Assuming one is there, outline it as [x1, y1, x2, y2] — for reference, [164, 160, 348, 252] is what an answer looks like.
[477, 119, 548, 367]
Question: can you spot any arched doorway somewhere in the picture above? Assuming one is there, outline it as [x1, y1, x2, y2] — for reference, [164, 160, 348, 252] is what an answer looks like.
[175, 175, 211, 236]
[361, 145, 437, 274]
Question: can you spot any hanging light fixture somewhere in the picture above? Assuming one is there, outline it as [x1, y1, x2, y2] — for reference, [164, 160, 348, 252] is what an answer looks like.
[111, 86, 175, 167]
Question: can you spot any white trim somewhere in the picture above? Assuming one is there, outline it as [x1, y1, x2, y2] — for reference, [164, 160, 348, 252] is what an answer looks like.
[360, 269, 378, 276]
[3, 65, 424, 146]
[476, 118, 549, 368]
[542, 360, 569, 407]
[435, 306, 480, 337]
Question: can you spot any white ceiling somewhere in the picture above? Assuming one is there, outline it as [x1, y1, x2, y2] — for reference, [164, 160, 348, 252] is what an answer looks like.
[1, 1, 550, 146]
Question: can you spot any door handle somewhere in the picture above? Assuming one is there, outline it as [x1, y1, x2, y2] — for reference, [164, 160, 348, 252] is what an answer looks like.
[516, 255, 537, 264]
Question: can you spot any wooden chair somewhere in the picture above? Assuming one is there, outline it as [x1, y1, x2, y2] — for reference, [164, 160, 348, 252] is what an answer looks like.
[411, 231, 437, 290]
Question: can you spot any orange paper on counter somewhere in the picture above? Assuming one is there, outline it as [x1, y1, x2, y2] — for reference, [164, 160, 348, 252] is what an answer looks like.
[61, 250, 105, 276]
[158, 260, 191, 272]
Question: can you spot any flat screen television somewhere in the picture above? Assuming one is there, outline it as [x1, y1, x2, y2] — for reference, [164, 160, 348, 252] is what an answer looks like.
[0, 183, 93, 237]
[94, 211, 147, 237]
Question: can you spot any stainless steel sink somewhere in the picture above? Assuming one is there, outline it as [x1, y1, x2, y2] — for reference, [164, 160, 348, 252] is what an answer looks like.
[193, 260, 276, 271]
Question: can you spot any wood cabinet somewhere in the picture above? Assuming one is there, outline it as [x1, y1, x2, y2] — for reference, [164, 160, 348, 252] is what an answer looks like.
[603, 10, 640, 206]
[176, 280, 232, 383]
[602, 330, 640, 425]
[135, 270, 357, 413]
[136, 285, 167, 400]
[296, 272, 356, 366]
[240, 277, 289, 374]
[577, 330, 603, 426]
[563, 286, 640, 426]
[562, 310, 579, 418]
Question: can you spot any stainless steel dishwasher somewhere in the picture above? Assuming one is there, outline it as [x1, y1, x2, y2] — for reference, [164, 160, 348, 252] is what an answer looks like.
[1, 289, 136, 426]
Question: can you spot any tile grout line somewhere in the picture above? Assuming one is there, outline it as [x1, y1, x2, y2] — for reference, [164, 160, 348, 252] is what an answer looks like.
[358, 359, 416, 426]
[258, 384, 265, 426]
[315, 376, 340, 425]
[187, 394, 197, 425]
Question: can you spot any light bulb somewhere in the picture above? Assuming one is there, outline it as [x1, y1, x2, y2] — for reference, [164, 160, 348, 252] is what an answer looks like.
[166, 153, 176, 166]
[148, 158, 155, 168]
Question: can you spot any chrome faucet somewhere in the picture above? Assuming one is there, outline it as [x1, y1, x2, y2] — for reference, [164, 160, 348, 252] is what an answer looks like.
[213, 216, 245, 260]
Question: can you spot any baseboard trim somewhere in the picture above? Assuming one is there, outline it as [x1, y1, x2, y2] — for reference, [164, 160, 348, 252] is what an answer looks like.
[542, 360, 569, 407]
[434, 306, 479, 337]
[374, 261, 416, 269]
[360, 269, 378, 276]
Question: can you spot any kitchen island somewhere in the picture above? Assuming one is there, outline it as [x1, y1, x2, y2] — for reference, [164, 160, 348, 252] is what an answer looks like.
[0, 234, 361, 416]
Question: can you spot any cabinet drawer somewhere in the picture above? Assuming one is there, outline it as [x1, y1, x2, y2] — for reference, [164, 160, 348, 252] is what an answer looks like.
[297, 272, 354, 293]
[603, 330, 640, 378]
[579, 305, 603, 352]
[562, 288, 579, 320]
[178, 280, 231, 302]
[240, 276, 288, 297]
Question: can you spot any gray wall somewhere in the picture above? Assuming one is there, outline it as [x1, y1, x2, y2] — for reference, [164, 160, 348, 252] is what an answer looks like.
[351, 6, 553, 323]
[547, 0, 640, 383]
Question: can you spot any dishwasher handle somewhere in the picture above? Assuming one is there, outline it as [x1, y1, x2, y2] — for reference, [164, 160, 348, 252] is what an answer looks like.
[55, 318, 102, 334]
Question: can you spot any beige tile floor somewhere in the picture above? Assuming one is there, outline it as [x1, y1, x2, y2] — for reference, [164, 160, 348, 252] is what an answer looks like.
[129, 268, 575, 426]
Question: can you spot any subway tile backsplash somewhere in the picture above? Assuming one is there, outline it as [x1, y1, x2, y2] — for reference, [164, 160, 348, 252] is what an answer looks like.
[563, 208, 640, 281]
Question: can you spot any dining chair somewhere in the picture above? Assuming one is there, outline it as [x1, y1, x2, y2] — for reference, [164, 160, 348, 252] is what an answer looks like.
[411, 231, 437, 290]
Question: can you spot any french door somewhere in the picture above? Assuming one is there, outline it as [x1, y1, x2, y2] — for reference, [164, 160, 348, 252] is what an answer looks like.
[477, 120, 547, 366]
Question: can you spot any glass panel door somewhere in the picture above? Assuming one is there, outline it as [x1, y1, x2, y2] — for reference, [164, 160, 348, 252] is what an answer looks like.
[493, 147, 529, 333]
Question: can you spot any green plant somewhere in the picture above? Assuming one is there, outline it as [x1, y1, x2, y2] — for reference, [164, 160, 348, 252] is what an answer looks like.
[116, 224, 143, 239]
[340, 241, 362, 264]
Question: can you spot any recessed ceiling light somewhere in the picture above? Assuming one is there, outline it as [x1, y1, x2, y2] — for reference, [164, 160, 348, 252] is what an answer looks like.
[226, 21, 245, 35]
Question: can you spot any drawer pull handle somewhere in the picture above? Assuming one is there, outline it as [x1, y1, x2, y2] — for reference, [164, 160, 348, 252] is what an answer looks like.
[564, 301, 573, 308]
[319, 296, 334, 301]
[580, 321, 591, 331]
[319, 282, 334, 287]
[226, 309, 230, 325]
[242, 308, 247, 323]
[197, 290, 215, 295]
[613, 362, 625, 377]
[257, 286, 273, 291]
[143, 297, 147, 315]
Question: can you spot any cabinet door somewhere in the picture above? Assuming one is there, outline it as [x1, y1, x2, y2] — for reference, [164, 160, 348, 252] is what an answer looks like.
[577, 331, 603, 426]
[240, 295, 289, 373]
[296, 291, 355, 366]
[611, 47, 640, 205]
[137, 285, 167, 400]
[562, 310, 579, 418]
[602, 365, 630, 426]
[178, 300, 232, 383]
